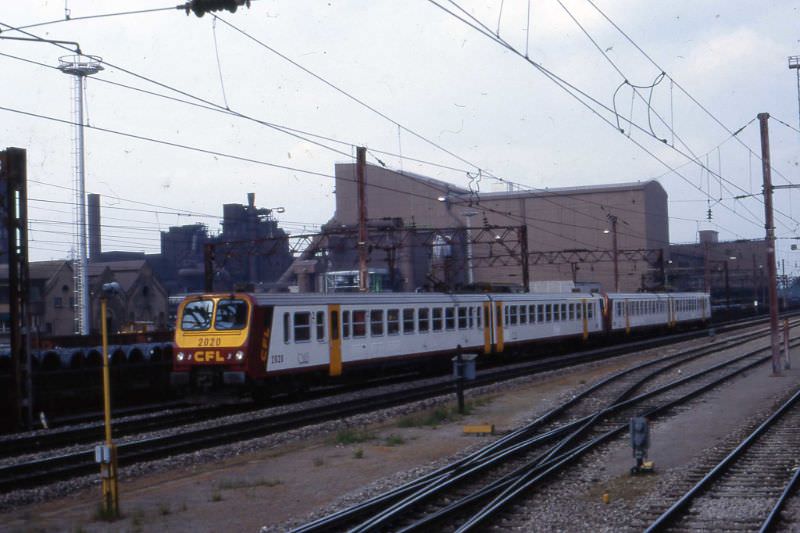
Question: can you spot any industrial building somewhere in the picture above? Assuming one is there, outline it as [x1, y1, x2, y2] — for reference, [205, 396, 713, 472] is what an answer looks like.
[315, 163, 670, 293]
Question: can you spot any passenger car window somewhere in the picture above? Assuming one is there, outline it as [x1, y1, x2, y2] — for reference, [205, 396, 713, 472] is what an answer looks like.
[403, 308, 415, 334]
[371, 309, 384, 336]
[294, 312, 311, 342]
[316, 310, 325, 341]
[387, 309, 400, 335]
[353, 310, 366, 337]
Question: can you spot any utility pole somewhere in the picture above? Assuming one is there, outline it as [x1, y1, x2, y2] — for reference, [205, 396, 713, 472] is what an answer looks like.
[356, 146, 368, 292]
[758, 113, 782, 376]
[1, 148, 33, 430]
[607, 214, 619, 292]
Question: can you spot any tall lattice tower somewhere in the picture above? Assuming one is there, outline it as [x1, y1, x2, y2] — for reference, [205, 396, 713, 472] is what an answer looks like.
[58, 53, 103, 335]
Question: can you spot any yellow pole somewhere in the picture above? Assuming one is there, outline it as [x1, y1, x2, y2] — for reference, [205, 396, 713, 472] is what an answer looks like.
[100, 297, 119, 518]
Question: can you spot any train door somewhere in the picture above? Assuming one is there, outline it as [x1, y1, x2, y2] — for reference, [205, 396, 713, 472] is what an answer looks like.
[581, 299, 589, 340]
[328, 304, 342, 376]
[495, 301, 504, 353]
[624, 299, 631, 335]
[482, 301, 492, 354]
[262, 307, 273, 372]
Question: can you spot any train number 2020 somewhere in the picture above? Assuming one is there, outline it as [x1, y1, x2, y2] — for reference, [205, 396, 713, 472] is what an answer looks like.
[197, 337, 222, 347]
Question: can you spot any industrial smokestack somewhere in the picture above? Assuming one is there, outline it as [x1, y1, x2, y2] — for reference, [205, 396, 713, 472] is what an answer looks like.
[88, 193, 101, 262]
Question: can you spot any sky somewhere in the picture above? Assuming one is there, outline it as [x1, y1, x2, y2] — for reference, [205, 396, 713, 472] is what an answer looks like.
[1, 1, 799, 274]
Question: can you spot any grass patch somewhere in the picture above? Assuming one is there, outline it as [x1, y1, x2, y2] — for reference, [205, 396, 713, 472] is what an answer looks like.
[211, 491, 223, 502]
[384, 434, 405, 446]
[397, 405, 464, 428]
[158, 503, 171, 516]
[334, 428, 374, 445]
[353, 448, 364, 459]
[217, 478, 282, 490]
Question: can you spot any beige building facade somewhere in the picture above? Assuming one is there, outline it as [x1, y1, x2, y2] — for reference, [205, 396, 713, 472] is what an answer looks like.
[330, 163, 669, 292]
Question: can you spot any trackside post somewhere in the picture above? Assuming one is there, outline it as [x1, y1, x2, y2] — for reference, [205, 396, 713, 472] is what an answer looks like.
[97, 282, 121, 518]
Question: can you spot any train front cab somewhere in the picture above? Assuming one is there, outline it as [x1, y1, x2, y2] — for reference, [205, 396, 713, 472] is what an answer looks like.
[172, 294, 261, 390]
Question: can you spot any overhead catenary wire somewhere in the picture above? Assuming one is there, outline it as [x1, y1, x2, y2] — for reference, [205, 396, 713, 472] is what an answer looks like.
[425, 1, 779, 233]
[0, 14, 788, 258]
[0, 25, 783, 239]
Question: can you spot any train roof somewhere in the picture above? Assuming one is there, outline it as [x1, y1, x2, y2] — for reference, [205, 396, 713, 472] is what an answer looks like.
[186, 291, 603, 307]
[605, 292, 708, 299]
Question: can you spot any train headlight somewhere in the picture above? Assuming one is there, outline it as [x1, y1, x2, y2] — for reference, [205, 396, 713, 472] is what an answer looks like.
[177, 352, 185, 362]
[235, 350, 245, 361]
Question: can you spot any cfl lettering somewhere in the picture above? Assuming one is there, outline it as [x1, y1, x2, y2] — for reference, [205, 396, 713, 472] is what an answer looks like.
[195, 350, 224, 363]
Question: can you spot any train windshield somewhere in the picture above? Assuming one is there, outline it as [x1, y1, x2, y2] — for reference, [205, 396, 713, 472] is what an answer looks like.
[181, 299, 214, 331]
[214, 299, 248, 330]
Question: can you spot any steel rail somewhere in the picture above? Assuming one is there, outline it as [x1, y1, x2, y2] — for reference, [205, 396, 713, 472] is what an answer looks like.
[1, 315, 770, 462]
[455, 347, 782, 532]
[645, 386, 800, 532]
[290, 324, 781, 532]
[296, 329, 795, 532]
[759, 460, 800, 533]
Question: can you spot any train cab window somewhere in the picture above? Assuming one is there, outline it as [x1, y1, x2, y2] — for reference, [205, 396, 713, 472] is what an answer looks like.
[342, 310, 351, 338]
[458, 307, 468, 329]
[403, 308, 415, 334]
[445, 307, 455, 330]
[294, 312, 311, 342]
[215, 299, 248, 330]
[419, 308, 430, 332]
[181, 299, 214, 331]
[432, 308, 443, 331]
[353, 310, 367, 337]
[283, 312, 290, 343]
[509, 306, 518, 326]
[520, 306, 528, 325]
[316, 311, 325, 341]
[387, 309, 400, 335]
[371, 309, 384, 336]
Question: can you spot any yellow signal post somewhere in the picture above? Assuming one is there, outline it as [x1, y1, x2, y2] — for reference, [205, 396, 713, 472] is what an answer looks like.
[97, 282, 120, 518]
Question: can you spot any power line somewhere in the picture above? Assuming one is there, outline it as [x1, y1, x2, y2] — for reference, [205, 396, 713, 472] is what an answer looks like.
[426, 1, 773, 233]
[0, 6, 178, 33]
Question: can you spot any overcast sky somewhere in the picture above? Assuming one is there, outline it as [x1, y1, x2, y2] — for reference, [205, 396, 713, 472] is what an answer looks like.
[2, 1, 799, 274]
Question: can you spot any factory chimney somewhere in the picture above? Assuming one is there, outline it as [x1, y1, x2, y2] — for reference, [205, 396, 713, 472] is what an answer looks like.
[88, 193, 101, 262]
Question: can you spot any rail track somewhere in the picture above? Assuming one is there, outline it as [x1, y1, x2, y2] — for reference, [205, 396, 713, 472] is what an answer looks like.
[290, 329, 799, 531]
[0, 317, 790, 498]
[0, 313, 776, 457]
[644, 386, 800, 532]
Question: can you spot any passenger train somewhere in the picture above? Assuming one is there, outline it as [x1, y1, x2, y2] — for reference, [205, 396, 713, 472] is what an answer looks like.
[170, 291, 710, 396]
